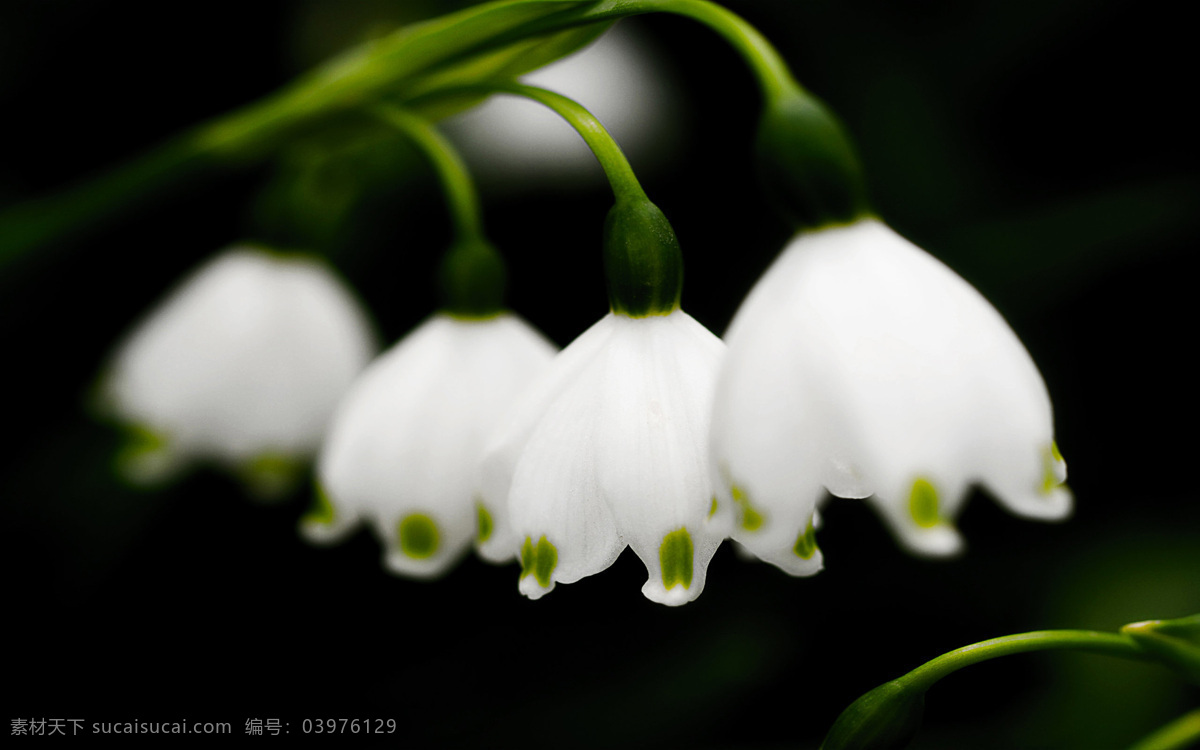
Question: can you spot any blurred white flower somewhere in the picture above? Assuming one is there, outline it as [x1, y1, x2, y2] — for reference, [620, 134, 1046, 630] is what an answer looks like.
[306, 313, 556, 578]
[710, 218, 1070, 569]
[444, 23, 680, 185]
[97, 246, 377, 497]
[481, 310, 726, 606]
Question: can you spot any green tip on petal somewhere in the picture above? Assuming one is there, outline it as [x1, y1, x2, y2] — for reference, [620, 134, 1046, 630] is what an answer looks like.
[398, 514, 440, 559]
[708, 497, 719, 518]
[659, 528, 694, 591]
[908, 478, 942, 529]
[238, 453, 303, 500]
[520, 535, 558, 589]
[731, 484, 765, 531]
[303, 483, 337, 526]
[794, 516, 819, 560]
[476, 500, 494, 543]
[1041, 442, 1067, 495]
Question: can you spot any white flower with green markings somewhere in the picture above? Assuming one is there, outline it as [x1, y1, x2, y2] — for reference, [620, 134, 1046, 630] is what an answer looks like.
[481, 310, 726, 606]
[97, 247, 376, 497]
[307, 313, 556, 578]
[711, 218, 1070, 568]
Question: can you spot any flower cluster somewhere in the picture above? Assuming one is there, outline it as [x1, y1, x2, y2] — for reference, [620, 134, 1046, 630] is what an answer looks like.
[92, 11, 1073, 607]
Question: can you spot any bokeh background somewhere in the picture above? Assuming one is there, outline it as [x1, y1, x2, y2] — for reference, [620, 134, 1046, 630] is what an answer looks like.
[3, 0, 1197, 746]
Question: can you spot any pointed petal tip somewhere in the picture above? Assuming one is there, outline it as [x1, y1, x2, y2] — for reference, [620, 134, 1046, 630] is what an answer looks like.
[518, 575, 555, 600]
[999, 485, 1074, 522]
[298, 515, 357, 546]
[641, 579, 702, 606]
[382, 548, 454, 580]
[896, 523, 965, 558]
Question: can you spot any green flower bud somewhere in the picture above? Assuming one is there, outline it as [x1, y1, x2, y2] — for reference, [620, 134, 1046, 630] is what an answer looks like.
[1122, 615, 1200, 684]
[439, 236, 507, 319]
[756, 88, 872, 231]
[602, 197, 683, 317]
[821, 680, 926, 750]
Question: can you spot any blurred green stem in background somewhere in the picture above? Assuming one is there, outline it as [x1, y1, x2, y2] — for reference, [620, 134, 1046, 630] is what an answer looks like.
[370, 106, 484, 242]
[821, 615, 1200, 750]
[0, 0, 804, 267]
[1127, 710, 1200, 750]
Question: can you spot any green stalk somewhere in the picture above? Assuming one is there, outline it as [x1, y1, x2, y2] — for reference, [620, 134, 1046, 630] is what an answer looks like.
[425, 82, 647, 205]
[900, 630, 1152, 693]
[370, 106, 483, 242]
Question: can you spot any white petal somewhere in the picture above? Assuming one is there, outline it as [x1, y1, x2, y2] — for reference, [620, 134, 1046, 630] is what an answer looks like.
[488, 315, 624, 597]
[594, 313, 726, 606]
[313, 313, 555, 578]
[99, 247, 377, 492]
[714, 218, 1067, 565]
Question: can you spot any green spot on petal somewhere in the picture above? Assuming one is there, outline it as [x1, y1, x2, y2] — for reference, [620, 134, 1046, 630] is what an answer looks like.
[659, 528, 694, 590]
[708, 497, 718, 518]
[908, 478, 941, 529]
[731, 485, 765, 531]
[398, 514, 439, 559]
[793, 516, 819, 560]
[1051, 441, 1064, 462]
[303, 483, 337, 526]
[476, 501, 494, 543]
[519, 535, 557, 589]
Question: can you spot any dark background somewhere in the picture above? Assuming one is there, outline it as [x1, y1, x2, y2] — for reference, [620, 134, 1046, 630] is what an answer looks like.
[3, 0, 1197, 746]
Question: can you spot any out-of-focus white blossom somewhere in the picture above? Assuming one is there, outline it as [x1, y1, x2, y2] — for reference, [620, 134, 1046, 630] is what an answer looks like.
[97, 246, 377, 497]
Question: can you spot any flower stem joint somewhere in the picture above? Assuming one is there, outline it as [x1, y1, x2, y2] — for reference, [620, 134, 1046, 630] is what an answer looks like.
[439, 236, 508, 319]
[603, 197, 683, 317]
[756, 88, 872, 231]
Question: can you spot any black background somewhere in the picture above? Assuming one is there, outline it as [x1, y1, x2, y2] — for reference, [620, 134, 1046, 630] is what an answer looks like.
[3, 0, 1197, 746]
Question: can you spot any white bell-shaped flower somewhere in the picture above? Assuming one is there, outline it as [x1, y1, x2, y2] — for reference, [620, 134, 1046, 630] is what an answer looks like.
[97, 246, 377, 496]
[306, 313, 557, 578]
[710, 218, 1070, 568]
[481, 310, 726, 606]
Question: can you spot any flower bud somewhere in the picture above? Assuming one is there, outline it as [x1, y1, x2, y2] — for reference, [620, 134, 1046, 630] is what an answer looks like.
[756, 89, 871, 230]
[821, 680, 926, 750]
[602, 197, 682, 317]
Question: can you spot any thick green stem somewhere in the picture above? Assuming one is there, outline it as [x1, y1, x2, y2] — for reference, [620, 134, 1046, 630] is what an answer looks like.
[902, 630, 1151, 693]
[431, 82, 648, 205]
[371, 105, 483, 242]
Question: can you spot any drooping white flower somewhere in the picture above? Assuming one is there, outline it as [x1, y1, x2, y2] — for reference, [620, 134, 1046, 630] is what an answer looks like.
[480, 310, 726, 606]
[306, 313, 557, 578]
[710, 218, 1070, 568]
[97, 246, 377, 497]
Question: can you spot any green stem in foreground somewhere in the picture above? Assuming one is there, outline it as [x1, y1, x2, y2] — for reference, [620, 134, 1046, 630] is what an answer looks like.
[587, 0, 797, 102]
[901, 630, 1150, 692]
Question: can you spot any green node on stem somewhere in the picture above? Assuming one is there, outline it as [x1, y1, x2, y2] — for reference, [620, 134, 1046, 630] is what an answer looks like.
[602, 198, 683, 317]
[756, 87, 872, 231]
[440, 237, 507, 319]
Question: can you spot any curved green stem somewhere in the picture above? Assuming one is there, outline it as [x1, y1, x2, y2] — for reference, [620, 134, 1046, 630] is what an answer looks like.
[421, 83, 648, 205]
[901, 630, 1151, 693]
[371, 105, 483, 241]
[1128, 710, 1200, 750]
[594, 0, 798, 101]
